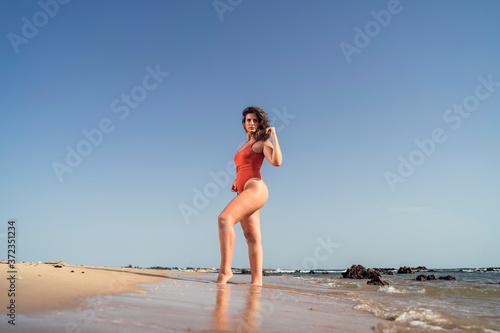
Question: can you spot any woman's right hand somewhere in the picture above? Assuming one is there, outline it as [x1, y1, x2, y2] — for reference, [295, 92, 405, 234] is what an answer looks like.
[231, 180, 237, 192]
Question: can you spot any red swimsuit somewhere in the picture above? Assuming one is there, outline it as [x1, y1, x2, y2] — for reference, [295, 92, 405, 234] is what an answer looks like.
[234, 140, 264, 193]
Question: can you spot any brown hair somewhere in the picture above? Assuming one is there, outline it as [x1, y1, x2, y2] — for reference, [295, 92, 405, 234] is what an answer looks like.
[242, 106, 271, 141]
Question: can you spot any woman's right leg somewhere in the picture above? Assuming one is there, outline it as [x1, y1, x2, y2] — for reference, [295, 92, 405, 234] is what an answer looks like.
[217, 179, 268, 284]
[240, 209, 263, 286]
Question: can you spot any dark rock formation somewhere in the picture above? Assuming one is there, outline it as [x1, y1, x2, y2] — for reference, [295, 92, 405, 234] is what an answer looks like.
[413, 266, 428, 271]
[342, 264, 366, 279]
[241, 269, 251, 274]
[416, 274, 427, 281]
[342, 265, 381, 279]
[416, 274, 437, 281]
[309, 270, 315, 274]
[383, 271, 395, 275]
[397, 266, 414, 274]
[438, 275, 456, 280]
[366, 268, 381, 279]
[367, 276, 389, 286]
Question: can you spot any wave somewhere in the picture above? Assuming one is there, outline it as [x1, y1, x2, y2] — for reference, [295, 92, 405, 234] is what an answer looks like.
[378, 285, 426, 294]
[394, 308, 448, 324]
[355, 301, 451, 332]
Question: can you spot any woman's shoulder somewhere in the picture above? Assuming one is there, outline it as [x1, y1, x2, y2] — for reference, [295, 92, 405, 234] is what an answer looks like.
[261, 138, 273, 146]
[252, 139, 271, 153]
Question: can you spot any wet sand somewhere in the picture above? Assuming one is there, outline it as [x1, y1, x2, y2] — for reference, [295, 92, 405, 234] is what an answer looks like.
[0, 261, 197, 314]
[0, 262, 383, 332]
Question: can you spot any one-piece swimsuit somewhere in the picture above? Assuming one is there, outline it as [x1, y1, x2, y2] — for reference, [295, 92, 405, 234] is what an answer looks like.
[234, 140, 264, 194]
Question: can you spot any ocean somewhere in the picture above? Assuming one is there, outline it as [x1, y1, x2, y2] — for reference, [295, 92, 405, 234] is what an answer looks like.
[263, 267, 500, 332]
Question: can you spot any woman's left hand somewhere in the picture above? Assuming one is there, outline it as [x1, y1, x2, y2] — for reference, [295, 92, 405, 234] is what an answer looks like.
[266, 127, 276, 137]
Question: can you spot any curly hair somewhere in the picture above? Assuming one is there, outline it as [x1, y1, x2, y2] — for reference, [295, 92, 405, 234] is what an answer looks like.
[242, 106, 271, 142]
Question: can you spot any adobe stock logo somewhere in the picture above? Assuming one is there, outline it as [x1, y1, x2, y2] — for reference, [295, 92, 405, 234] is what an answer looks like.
[384, 74, 499, 192]
[213, 0, 243, 22]
[51, 64, 169, 182]
[291, 234, 340, 272]
[339, 0, 412, 64]
[7, 0, 70, 54]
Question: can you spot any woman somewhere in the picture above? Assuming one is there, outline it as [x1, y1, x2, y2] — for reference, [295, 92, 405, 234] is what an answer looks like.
[217, 106, 282, 286]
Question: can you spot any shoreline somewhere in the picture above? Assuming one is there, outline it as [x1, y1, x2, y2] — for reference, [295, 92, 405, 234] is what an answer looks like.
[1, 262, 384, 332]
[0, 262, 202, 314]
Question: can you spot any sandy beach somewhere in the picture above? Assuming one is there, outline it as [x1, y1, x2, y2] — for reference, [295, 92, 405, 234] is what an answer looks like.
[0, 261, 200, 314]
[0, 262, 383, 332]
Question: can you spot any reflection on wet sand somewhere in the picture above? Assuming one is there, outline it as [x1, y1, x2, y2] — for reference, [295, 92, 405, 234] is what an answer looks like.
[213, 284, 231, 330]
[213, 284, 263, 332]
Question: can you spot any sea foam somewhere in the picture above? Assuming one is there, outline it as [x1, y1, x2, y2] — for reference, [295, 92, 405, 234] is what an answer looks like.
[378, 285, 426, 294]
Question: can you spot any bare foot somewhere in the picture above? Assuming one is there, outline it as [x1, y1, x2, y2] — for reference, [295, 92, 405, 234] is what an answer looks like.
[216, 271, 233, 284]
[250, 281, 262, 287]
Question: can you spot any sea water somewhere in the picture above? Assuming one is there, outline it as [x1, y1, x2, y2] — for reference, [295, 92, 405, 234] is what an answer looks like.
[286, 268, 500, 332]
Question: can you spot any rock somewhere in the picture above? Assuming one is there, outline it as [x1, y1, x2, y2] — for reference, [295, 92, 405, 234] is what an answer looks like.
[438, 275, 456, 280]
[397, 266, 414, 274]
[294, 270, 300, 273]
[486, 267, 494, 272]
[54, 265, 63, 268]
[342, 265, 382, 279]
[309, 270, 315, 274]
[70, 270, 74, 273]
[413, 266, 428, 271]
[383, 271, 395, 275]
[241, 269, 251, 274]
[366, 268, 381, 279]
[342, 264, 367, 279]
[427, 274, 437, 280]
[416, 274, 428, 281]
[367, 276, 389, 286]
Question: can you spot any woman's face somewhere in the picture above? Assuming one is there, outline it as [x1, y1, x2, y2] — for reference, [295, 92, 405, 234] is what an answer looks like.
[244, 113, 259, 134]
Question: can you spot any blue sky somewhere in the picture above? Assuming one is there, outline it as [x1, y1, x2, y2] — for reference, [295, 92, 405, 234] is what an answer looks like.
[1, 0, 499, 270]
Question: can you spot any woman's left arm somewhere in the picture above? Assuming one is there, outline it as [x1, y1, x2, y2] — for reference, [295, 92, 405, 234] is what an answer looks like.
[263, 127, 282, 167]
